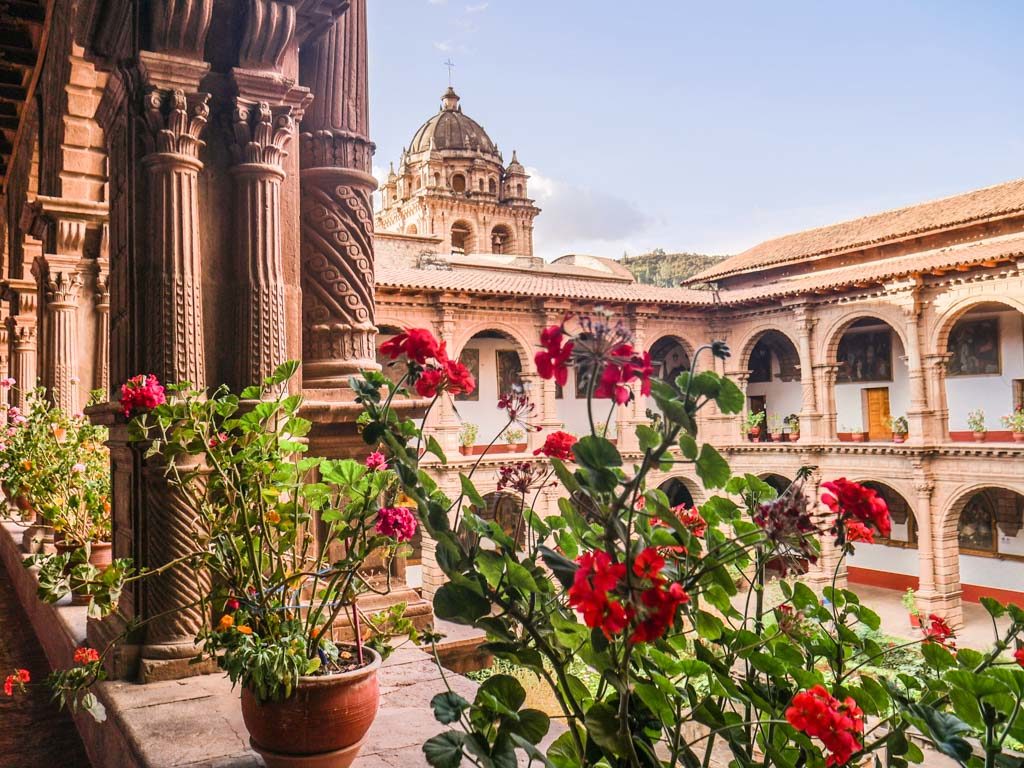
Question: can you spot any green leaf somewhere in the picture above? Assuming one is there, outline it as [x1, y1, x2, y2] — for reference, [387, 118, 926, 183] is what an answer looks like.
[980, 596, 1006, 619]
[425, 436, 447, 464]
[715, 376, 745, 414]
[678, 433, 698, 460]
[477, 674, 527, 715]
[505, 561, 537, 592]
[573, 435, 622, 469]
[637, 425, 661, 452]
[906, 703, 973, 763]
[695, 444, 730, 489]
[430, 692, 470, 725]
[505, 709, 550, 743]
[460, 474, 486, 509]
[434, 582, 490, 624]
[539, 546, 578, 590]
[546, 731, 581, 768]
[585, 701, 629, 757]
[921, 641, 956, 671]
[423, 731, 466, 768]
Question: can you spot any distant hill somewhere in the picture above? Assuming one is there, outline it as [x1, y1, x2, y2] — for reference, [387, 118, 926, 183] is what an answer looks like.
[620, 250, 727, 287]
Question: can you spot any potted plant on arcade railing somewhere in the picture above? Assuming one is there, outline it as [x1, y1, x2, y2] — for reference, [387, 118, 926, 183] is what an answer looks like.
[744, 409, 765, 440]
[784, 413, 800, 442]
[120, 362, 420, 768]
[1001, 408, 1024, 443]
[968, 408, 987, 442]
[888, 414, 909, 444]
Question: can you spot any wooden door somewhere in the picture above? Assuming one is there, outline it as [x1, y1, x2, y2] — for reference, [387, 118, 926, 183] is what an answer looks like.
[865, 387, 891, 441]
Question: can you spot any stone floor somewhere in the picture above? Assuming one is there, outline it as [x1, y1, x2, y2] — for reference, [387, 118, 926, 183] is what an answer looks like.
[0, 560, 91, 768]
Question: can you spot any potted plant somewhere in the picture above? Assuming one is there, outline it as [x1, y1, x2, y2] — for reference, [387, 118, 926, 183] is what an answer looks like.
[458, 422, 479, 455]
[1001, 409, 1024, 443]
[503, 427, 526, 452]
[123, 364, 417, 767]
[888, 415, 909, 444]
[767, 413, 783, 442]
[784, 414, 800, 442]
[902, 588, 922, 628]
[744, 410, 765, 440]
[968, 408, 987, 442]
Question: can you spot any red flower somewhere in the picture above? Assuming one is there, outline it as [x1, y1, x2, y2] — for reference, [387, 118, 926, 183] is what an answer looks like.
[73, 647, 100, 665]
[1014, 648, 1024, 668]
[844, 520, 875, 544]
[568, 551, 629, 638]
[379, 328, 442, 364]
[922, 613, 955, 648]
[365, 451, 388, 471]
[225, 598, 241, 613]
[3, 669, 29, 696]
[632, 547, 665, 580]
[594, 344, 636, 405]
[444, 357, 476, 396]
[534, 431, 577, 461]
[208, 432, 228, 448]
[535, 326, 574, 387]
[630, 581, 689, 644]
[120, 374, 166, 418]
[633, 351, 655, 396]
[673, 504, 707, 538]
[786, 685, 864, 766]
[414, 367, 445, 398]
[822, 478, 892, 539]
[376, 506, 418, 542]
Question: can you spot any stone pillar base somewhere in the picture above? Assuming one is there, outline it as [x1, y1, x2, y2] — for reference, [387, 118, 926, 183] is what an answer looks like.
[87, 611, 141, 681]
[22, 524, 56, 554]
[141, 654, 219, 684]
[918, 589, 963, 630]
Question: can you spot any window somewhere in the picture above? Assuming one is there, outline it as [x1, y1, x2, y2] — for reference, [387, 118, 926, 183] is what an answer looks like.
[516, 183, 523, 197]
[491, 225, 512, 255]
[451, 222, 471, 254]
[959, 493, 997, 554]
[451, 174, 466, 193]
[488, 178, 497, 194]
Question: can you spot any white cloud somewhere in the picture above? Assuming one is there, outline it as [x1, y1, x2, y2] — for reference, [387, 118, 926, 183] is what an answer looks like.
[427, 0, 447, 5]
[526, 167, 653, 258]
[434, 41, 453, 52]
[465, 2, 489, 12]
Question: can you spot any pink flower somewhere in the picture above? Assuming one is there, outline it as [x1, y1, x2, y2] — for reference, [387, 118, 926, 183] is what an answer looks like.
[375, 507, 418, 542]
[225, 598, 241, 613]
[208, 432, 228, 448]
[120, 374, 166, 418]
[365, 451, 388, 471]
[0, 377, 14, 389]
[71, 462, 86, 474]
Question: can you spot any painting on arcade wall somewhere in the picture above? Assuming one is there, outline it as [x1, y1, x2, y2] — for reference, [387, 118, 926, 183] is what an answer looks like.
[496, 350, 523, 396]
[836, 330, 893, 383]
[455, 348, 480, 401]
[947, 317, 1001, 376]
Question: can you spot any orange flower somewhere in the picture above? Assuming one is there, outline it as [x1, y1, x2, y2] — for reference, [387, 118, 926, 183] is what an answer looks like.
[266, 510, 281, 524]
[236, 625, 253, 635]
[51, 425, 67, 443]
[216, 614, 234, 632]
[102, 499, 111, 514]
[21, 460, 31, 471]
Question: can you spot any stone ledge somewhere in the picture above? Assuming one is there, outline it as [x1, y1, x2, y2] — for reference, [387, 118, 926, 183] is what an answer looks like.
[0, 520, 477, 768]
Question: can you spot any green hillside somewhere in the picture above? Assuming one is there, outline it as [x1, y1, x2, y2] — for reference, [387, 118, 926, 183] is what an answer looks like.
[620, 249, 727, 287]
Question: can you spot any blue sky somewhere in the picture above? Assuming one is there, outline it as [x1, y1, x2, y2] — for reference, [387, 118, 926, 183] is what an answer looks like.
[367, 1, 1024, 258]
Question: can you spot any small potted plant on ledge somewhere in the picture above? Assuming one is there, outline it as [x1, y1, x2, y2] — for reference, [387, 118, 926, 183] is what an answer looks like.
[744, 410, 765, 441]
[968, 408, 987, 442]
[502, 427, 526, 452]
[458, 422, 479, 455]
[784, 413, 800, 442]
[902, 588, 922, 628]
[888, 415, 909, 444]
[1001, 408, 1024, 443]
[767, 413, 784, 442]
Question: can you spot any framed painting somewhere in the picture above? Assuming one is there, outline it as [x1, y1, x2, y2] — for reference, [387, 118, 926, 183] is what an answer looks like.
[947, 317, 1000, 376]
[454, 348, 480, 401]
[836, 330, 893, 383]
[496, 350, 523, 395]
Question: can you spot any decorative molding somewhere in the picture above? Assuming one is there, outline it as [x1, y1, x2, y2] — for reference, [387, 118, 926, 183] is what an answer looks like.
[239, 0, 298, 69]
[142, 89, 211, 160]
[148, 0, 214, 56]
[228, 100, 295, 167]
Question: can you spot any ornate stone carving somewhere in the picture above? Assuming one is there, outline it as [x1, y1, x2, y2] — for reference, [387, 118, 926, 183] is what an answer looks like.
[95, 269, 110, 394]
[148, 0, 214, 56]
[239, 0, 298, 70]
[142, 89, 211, 159]
[229, 100, 295, 166]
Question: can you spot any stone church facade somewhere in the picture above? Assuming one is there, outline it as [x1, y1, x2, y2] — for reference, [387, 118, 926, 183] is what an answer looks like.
[1, 0, 1022, 683]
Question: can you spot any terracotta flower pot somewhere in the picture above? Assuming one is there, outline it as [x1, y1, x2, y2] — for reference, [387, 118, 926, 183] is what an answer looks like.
[242, 646, 381, 768]
[910, 613, 922, 629]
[748, 427, 761, 440]
[788, 433, 800, 442]
[771, 434, 782, 442]
[973, 431, 987, 443]
[851, 433, 866, 443]
[1013, 432, 1024, 443]
[56, 541, 114, 606]
[893, 433, 906, 444]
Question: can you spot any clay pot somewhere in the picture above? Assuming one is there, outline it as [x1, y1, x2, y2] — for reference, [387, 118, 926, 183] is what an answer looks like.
[973, 431, 987, 443]
[748, 427, 761, 441]
[910, 613, 922, 629]
[56, 541, 114, 606]
[893, 433, 906, 444]
[771, 434, 782, 442]
[1013, 432, 1024, 443]
[242, 646, 381, 768]
[851, 433, 866, 443]
[788, 433, 800, 443]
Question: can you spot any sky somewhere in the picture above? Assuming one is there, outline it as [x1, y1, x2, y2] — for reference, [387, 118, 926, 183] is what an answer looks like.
[367, 1, 1024, 259]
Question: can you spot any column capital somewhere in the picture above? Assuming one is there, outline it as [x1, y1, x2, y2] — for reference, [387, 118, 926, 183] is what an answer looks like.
[142, 89, 211, 160]
[22, 196, 109, 260]
[1, 279, 38, 316]
[228, 100, 298, 169]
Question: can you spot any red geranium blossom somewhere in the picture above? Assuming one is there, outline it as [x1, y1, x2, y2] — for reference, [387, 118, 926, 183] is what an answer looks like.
[632, 547, 665, 580]
[375, 507, 418, 542]
[414, 367, 445, 398]
[822, 478, 892, 539]
[534, 431, 577, 461]
[922, 613, 955, 648]
[786, 685, 864, 766]
[568, 551, 629, 638]
[594, 344, 637, 405]
[379, 328, 441, 364]
[73, 647, 100, 665]
[844, 520, 875, 544]
[1015, 647, 1024, 668]
[535, 325, 574, 387]
[365, 451, 388, 471]
[3, 669, 29, 696]
[630, 581, 689, 645]
[120, 374, 166, 418]
[673, 504, 707, 538]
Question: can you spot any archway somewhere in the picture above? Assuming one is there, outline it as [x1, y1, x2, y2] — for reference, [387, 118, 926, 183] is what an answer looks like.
[829, 317, 909, 442]
[451, 173, 467, 193]
[488, 178, 497, 195]
[658, 477, 696, 509]
[938, 301, 1024, 441]
[945, 487, 1024, 604]
[649, 336, 692, 385]
[458, 491, 526, 550]
[405, 224, 418, 234]
[742, 330, 802, 442]
[760, 473, 792, 497]
[450, 221, 474, 254]
[453, 329, 530, 444]
[490, 225, 513, 255]
[847, 482, 920, 593]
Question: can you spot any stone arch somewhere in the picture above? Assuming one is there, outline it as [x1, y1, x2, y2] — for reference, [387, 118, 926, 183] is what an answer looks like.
[940, 483, 1024, 546]
[855, 479, 918, 544]
[488, 177, 497, 195]
[458, 491, 526, 550]
[452, 321, 536, 377]
[451, 173, 467, 193]
[819, 306, 910, 364]
[737, 325, 801, 375]
[658, 476, 700, 508]
[934, 296, 1024, 355]
[450, 220, 475, 254]
[405, 223, 418, 234]
[647, 335, 694, 384]
[490, 224, 514, 255]
[759, 473, 793, 497]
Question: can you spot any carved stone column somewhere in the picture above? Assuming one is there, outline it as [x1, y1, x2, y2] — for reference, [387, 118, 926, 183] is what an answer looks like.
[228, 101, 296, 385]
[299, 0, 379, 389]
[925, 353, 951, 442]
[794, 308, 820, 440]
[2, 280, 38, 408]
[94, 269, 110, 394]
[814, 364, 840, 440]
[729, 370, 751, 445]
[911, 470, 941, 613]
[901, 304, 930, 444]
[33, 260, 83, 414]
[0, 326, 8, 412]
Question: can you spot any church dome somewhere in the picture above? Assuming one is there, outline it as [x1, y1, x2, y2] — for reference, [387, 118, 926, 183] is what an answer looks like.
[408, 87, 500, 158]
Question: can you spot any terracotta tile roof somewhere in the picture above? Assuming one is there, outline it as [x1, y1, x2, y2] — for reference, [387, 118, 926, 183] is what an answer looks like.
[375, 265, 708, 304]
[717, 235, 1024, 304]
[690, 178, 1024, 283]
